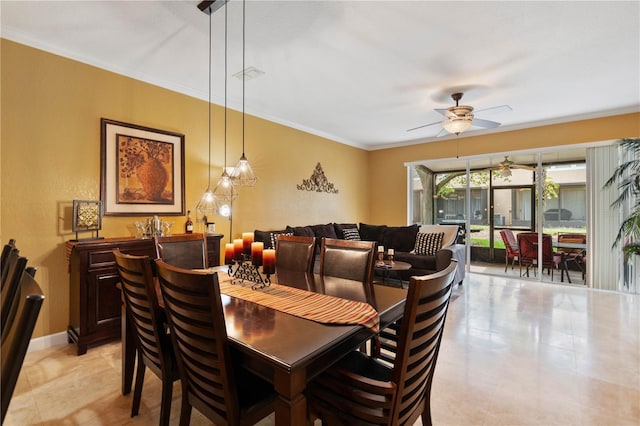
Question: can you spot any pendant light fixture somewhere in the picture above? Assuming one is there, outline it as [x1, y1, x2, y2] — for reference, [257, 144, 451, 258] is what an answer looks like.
[195, 5, 218, 225]
[212, 0, 237, 217]
[231, 0, 257, 187]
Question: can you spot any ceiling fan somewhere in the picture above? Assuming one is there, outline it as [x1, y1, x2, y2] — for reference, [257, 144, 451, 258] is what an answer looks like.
[495, 156, 535, 177]
[407, 92, 512, 136]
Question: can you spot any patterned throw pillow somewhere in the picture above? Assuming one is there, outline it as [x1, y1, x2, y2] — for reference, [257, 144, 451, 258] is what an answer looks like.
[342, 228, 361, 241]
[270, 232, 293, 249]
[414, 232, 444, 255]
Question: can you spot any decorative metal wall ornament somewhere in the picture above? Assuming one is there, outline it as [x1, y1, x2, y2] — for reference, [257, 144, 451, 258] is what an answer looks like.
[297, 163, 339, 194]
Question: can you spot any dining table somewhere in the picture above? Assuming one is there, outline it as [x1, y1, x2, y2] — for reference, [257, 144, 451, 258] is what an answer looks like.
[553, 240, 587, 283]
[120, 266, 407, 426]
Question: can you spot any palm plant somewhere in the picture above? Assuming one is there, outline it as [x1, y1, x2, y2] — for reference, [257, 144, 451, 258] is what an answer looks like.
[604, 138, 640, 258]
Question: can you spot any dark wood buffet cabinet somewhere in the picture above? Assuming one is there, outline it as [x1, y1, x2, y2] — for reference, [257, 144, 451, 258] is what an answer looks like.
[67, 233, 223, 355]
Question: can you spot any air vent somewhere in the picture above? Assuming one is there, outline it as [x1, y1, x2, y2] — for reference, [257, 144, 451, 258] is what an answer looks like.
[233, 66, 265, 81]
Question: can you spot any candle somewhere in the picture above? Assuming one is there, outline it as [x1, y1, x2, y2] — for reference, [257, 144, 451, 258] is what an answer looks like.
[242, 232, 254, 254]
[378, 245, 384, 253]
[388, 248, 394, 256]
[224, 243, 235, 265]
[233, 239, 244, 260]
[251, 242, 264, 266]
[263, 249, 276, 274]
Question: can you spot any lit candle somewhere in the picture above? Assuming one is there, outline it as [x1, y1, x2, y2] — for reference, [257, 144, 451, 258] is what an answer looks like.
[242, 232, 254, 254]
[251, 242, 264, 266]
[388, 248, 394, 256]
[263, 249, 276, 274]
[224, 243, 235, 265]
[233, 239, 244, 260]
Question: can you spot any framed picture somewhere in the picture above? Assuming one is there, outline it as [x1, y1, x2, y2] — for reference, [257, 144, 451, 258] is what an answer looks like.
[100, 118, 185, 216]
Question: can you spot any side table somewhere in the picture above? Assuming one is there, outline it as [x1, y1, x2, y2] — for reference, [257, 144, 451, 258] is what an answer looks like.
[374, 260, 412, 288]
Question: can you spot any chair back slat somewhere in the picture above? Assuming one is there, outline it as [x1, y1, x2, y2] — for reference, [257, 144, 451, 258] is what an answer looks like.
[0, 239, 16, 278]
[155, 233, 208, 270]
[1, 249, 28, 336]
[275, 235, 316, 273]
[319, 238, 375, 284]
[1, 271, 44, 423]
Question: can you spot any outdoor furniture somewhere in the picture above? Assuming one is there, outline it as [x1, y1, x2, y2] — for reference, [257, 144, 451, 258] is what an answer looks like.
[517, 232, 561, 280]
[499, 229, 520, 272]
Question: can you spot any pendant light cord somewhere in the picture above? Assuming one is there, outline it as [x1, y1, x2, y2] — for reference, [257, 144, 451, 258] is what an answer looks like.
[242, 0, 246, 156]
[207, 11, 212, 186]
[223, 1, 228, 169]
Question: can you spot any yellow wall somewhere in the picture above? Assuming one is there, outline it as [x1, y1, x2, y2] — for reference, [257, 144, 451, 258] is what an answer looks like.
[368, 113, 640, 226]
[2, 39, 638, 339]
[1, 40, 369, 338]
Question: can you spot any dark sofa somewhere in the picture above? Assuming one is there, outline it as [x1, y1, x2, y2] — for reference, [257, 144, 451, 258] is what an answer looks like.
[254, 222, 462, 283]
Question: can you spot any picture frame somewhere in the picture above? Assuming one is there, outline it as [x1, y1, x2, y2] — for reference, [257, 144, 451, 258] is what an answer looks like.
[100, 118, 185, 216]
[72, 199, 103, 241]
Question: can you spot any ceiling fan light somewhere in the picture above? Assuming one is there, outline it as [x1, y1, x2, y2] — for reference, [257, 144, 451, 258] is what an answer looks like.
[442, 117, 473, 135]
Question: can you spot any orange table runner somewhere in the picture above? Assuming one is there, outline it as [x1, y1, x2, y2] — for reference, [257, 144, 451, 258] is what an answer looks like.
[218, 273, 379, 333]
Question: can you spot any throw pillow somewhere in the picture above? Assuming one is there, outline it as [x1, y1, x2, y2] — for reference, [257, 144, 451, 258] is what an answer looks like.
[310, 223, 338, 240]
[342, 228, 361, 241]
[414, 232, 445, 256]
[359, 223, 387, 244]
[383, 224, 419, 252]
[333, 223, 358, 238]
[269, 232, 293, 249]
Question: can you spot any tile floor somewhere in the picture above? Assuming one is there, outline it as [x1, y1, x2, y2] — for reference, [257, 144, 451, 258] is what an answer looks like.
[4, 272, 639, 425]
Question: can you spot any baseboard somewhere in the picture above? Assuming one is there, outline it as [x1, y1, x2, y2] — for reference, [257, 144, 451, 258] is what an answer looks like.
[27, 331, 68, 353]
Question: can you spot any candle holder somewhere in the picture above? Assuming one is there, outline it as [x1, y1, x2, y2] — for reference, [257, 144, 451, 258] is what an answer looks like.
[227, 253, 271, 289]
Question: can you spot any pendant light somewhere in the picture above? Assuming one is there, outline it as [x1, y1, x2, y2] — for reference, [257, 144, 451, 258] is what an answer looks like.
[195, 7, 217, 225]
[213, 0, 237, 217]
[231, 0, 257, 187]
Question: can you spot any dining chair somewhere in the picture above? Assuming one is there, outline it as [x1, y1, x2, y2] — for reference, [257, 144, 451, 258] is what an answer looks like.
[318, 238, 376, 284]
[517, 232, 560, 279]
[154, 259, 277, 426]
[154, 233, 208, 270]
[0, 239, 16, 277]
[307, 260, 458, 426]
[499, 229, 520, 272]
[113, 250, 179, 426]
[1, 248, 28, 336]
[1, 269, 44, 423]
[275, 234, 316, 274]
[557, 233, 586, 279]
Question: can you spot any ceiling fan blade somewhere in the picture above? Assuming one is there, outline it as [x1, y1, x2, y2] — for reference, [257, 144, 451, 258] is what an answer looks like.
[435, 128, 449, 137]
[434, 108, 448, 116]
[406, 120, 441, 132]
[474, 105, 512, 115]
[472, 118, 501, 129]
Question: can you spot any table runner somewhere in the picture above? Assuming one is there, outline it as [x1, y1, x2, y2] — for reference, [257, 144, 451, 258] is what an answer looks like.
[218, 273, 379, 333]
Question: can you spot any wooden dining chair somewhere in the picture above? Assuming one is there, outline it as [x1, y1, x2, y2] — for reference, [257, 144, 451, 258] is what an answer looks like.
[1, 269, 44, 423]
[154, 260, 277, 426]
[307, 260, 458, 426]
[113, 250, 179, 426]
[1, 248, 28, 336]
[319, 238, 376, 284]
[275, 234, 316, 273]
[499, 229, 520, 272]
[154, 233, 208, 270]
[0, 239, 16, 277]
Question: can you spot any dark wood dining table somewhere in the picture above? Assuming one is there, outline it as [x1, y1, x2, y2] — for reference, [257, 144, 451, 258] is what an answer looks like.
[120, 267, 407, 426]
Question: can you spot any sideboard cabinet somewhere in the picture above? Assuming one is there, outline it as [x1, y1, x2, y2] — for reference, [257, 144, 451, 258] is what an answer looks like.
[67, 234, 223, 355]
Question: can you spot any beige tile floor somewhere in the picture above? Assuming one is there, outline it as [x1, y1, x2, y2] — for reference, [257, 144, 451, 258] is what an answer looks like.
[4, 272, 639, 425]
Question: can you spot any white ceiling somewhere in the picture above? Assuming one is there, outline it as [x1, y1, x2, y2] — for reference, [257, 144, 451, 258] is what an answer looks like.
[2, 1, 639, 151]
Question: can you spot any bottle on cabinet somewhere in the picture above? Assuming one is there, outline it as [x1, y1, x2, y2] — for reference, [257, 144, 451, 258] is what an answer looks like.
[185, 210, 194, 234]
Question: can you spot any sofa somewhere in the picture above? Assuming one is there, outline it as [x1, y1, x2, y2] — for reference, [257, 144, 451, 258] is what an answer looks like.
[253, 222, 465, 285]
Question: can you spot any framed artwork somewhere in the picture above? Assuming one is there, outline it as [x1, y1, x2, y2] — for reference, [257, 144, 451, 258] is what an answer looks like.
[100, 118, 185, 216]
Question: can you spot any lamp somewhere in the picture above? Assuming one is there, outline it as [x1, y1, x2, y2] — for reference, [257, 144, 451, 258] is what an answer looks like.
[195, 8, 218, 226]
[231, 0, 257, 187]
[442, 116, 473, 135]
[212, 1, 237, 216]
